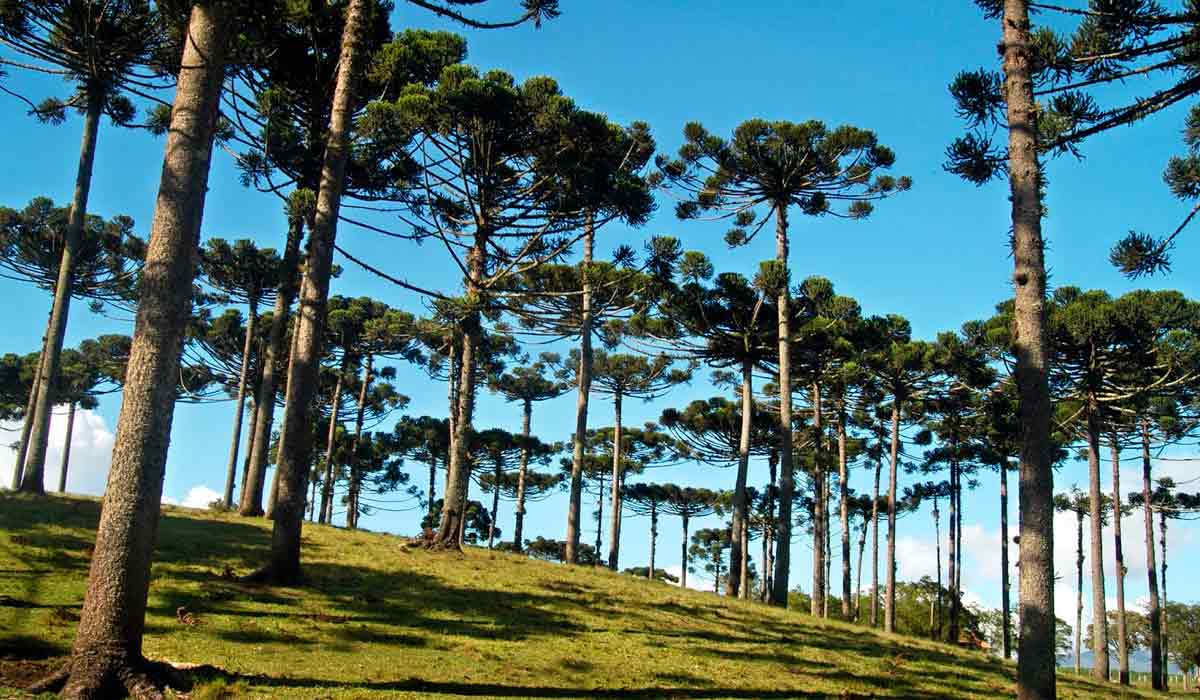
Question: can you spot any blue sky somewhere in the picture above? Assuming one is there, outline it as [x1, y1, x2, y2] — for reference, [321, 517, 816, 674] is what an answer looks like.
[2, 1, 1198, 648]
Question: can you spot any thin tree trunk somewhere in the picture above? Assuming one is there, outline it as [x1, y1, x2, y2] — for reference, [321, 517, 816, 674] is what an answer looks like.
[680, 512, 690, 590]
[318, 368, 344, 525]
[56, 402, 77, 493]
[40, 5, 229, 693]
[488, 460, 501, 549]
[885, 398, 901, 633]
[428, 458, 437, 523]
[1075, 509, 1084, 675]
[594, 471, 605, 559]
[949, 459, 959, 643]
[811, 381, 825, 617]
[727, 359, 753, 597]
[259, 0, 369, 583]
[608, 392, 624, 570]
[1141, 419, 1163, 690]
[513, 399, 533, 550]
[566, 216, 594, 564]
[240, 394, 259, 497]
[761, 447, 778, 603]
[222, 302, 257, 507]
[1086, 412, 1110, 679]
[241, 214, 303, 516]
[1001, 460, 1013, 659]
[648, 503, 657, 580]
[770, 202, 794, 607]
[1110, 436, 1129, 685]
[838, 407, 851, 618]
[855, 514, 868, 622]
[12, 322, 50, 489]
[1002, 1, 1057, 696]
[1161, 510, 1170, 692]
[871, 455, 882, 628]
[346, 355, 372, 530]
[740, 518, 750, 600]
[21, 95, 104, 494]
[934, 496, 943, 640]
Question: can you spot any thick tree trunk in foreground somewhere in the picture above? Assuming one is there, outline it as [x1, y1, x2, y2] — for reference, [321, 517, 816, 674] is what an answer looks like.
[57, 402, 78, 493]
[1001, 1, 1057, 695]
[259, 0, 369, 584]
[222, 302, 257, 507]
[35, 6, 229, 694]
[608, 393, 624, 570]
[884, 400, 900, 633]
[726, 360, 753, 598]
[1140, 420, 1163, 689]
[1085, 414, 1109, 679]
[1110, 437, 1129, 685]
[770, 203, 794, 608]
[318, 369, 344, 525]
[1000, 460, 1013, 659]
[566, 218, 594, 564]
[513, 399, 533, 549]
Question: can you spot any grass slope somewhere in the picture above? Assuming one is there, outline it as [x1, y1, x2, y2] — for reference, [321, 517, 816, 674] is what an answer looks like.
[0, 494, 1162, 699]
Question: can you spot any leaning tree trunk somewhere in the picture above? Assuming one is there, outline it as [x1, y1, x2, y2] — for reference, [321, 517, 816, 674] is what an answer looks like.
[21, 95, 105, 494]
[12, 327, 50, 489]
[566, 216, 594, 564]
[1001, 459, 1013, 659]
[680, 512, 690, 590]
[727, 358, 753, 597]
[1109, 436, 1129, 685]
[647, 502, 657, 580]
[608, 392, 624, 570]
[318, 367, 345, 525]
[1085, 410, 1110, 680]
[838, 408, 851, 618]
[770, 202, 794, 607]
[512, 399, 533, 550]
[1075, 508, 1084, 675]
[1002, 1, 1057, 696]
[1140, 419, 1163, 689]
[346, 354, 373, 530]
[241, 214, 303, 516]
[222, 300, 258, 507]
[948, 459, 959, 643]
[871, 455, 882, 628]
[258, 0, 369, 584]
[56, 401, 77, 493]
[33, 5, 229, 694]
[810, 381, 826, 617]
[884, 397, 901, 633]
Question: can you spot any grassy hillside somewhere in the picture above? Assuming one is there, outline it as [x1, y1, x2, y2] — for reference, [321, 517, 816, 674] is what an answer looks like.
[0, 494, 1163, 699]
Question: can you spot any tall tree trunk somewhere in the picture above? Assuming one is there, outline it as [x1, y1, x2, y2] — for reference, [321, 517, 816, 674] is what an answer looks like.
[884, 398, 901, 633]
[680, 512, 690, 590]
[934, 496, 943, 640]
[566, 216, 594, 564]
[740, 520, 750, 600]
[760, 447, 778, 603]
[427, 458, 437, 523]
[346, 355, 372, 530]
[1140, 419, 1163, 690]
[56, 401, 77, 493]
[727, 358, 753, 597]
[871, 455, 882, 628]
[39, 5, 229, 693]
[222, 301, 257, 507]
[1001, 2, 1057, 696]
[513, 399, 533, 550]
[594, 471, 605, 559]
[259, 0, 369, 583]
[488, 460, 501, 549]
[608, 392, 624, 570]
[1001, 460, 1013, 659]
[12, 324, 50, 489]
[266, 318, 303, 520]
[770, 202, 794, 607]
[241, 214, 303, 516]
[21, 94, 104, 494]
[811, 381, 825, 616]
[648, 503, 657, 580]
[318, 368, 344, 525]
[240, 394, 259, 497]
[1085, 411, 1110, 679]
[1109, 436, 1129, 685]
[838, 408, 851, 618]
[1160, 510, 1169, 692]
[855, 513, 868, 622]
[948, 460, 958, 643]
[1075, 509, 1084, 675]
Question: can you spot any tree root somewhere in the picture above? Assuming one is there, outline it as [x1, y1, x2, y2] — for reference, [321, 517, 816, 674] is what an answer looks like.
[238, 564, 303, 586]
[29, 654, 203, 700]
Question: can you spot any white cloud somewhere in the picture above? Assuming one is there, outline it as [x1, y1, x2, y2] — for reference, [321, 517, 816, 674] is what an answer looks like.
[174, 485, 221, 509]
[895, 535, 939, 581]
[664, 564, 716, 592]
[0, 407, 114, 494]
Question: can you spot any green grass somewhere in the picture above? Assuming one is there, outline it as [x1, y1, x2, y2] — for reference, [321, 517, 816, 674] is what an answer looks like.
[0, 493, 1170, 699]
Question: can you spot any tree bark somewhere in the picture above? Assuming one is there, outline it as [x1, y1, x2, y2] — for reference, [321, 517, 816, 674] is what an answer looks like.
[566, 216, 594, 564]
[1001, 459, 1013, 659]
[740, 518, 750, 600]
[241, 215, 303, 516]
[1085, 411, 1109, 679]
[12, 322, 50, 489]
[884, 398, 900, 633]
[1160, 510, 1170, 692]
[513, 398, 532, 550]
[594, 470, 605, 559]
[770, 202, 794, 607]
[1001, 2, 1057, 696]
[811, 381, 825, 617]
[427, 457, 437, 524]
[934, 497, 943, 640]
[318, 367, 344, 525]
[1140, 419, 1163, 690]
[222, 301, 257, 507]
[488, 459, 501, 549]
[266, 317, 303, 520]
[855, 512, 868, 622]
[949, 458, 959, 643]
[21, 95, 104, 494]
[726, 359, 753, 597]
[259, 0, 368, 583]
[55, 402, 78, 493]
[1109, 436, 1129, 685]
[648, 503, 657, 580]
[838, 407, 851, 618]
[680, 512, 690, 590]
[608, 392, 624, 570]
[760, 447, 778, 603]
[1075, 509, 1084, 675]
[346, 354, 372, 530]
[871, 455, 882, 628]
[41, 5, 229, 693]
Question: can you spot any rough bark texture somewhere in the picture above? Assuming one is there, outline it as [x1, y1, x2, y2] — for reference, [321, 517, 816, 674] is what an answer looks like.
[1000, 460, 1012, 659]
[565, 219, 594, 564]
[57, 402, 77, 493]
[726, 360, 753, 597]
[884, 400, 900, 633]
[1140, 420, 1163, 689]
[512, 399, 532, 549]
[318, 369, 344, 525]
[21, 95, 103, 494]
[260, 0, 368, 583]
[41, 5, 229, 694]
[770, 203, 794, 607]
[1002, 1, 1057, 696]
[222, 303, 257, 507]
[608, 393, 624, 570]
[1110, 437, 1129, 685]
[1085, 415, 1109, 679]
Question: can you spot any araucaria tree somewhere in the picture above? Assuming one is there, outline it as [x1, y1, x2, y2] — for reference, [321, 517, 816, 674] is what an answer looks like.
[658, 118, 909, 605]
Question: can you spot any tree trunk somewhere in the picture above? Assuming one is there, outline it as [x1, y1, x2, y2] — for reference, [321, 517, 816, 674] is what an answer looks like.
[740, 518, 750, 600]
[258, 0, 369, 583]
[1001, 460, 1013, 659]
[318, 368, 344, 525]
[222, 301, 257, 507]
[12, 323, 50, 489]
[871, 455, 882, 628]
[56, 402, 77, 493]
[727, 358, 753, 597]
[680, 512, 690, 590]
[1160, 511, 1169, 692]
[1001, 2, 1057, 696]
[594, 471, 605, 559]
[934, 497, 943, 640]
[1085, 411, 1110, 679]
[608, 392, 624, 570]
[884, 398, 900, 633]
[648, 503, 657, 580]
[1109, 436, 1129, 685]
[761, 447, 778, 604]
[427, 458, 437, 524]
[513, 399, 533, 550]
[1075, 509, 1084, 675]
[949, 459, 959, 643]
[346, 355, 372, 530]
[488, 460, 501, 549]
[838, 407, 851, 618]
[39, 5, 229, 694]
[266, 318, 303, 520]
[1140, 419, 1163, 690]
[21, 95, 104, 495]
[240, 394, 259, 497]
[241, 214, 303, 516]
[811, 381, 825, 617]
[566, 216, 594, 564]
[855, 513, 868, 622]
[770, 202, 794, 608]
